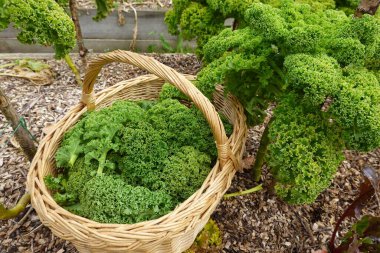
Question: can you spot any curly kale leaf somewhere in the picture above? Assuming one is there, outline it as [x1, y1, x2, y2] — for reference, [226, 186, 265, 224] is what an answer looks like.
[55, 120, 85, 169]
[267, 94, 344, 204]
[82, 101, 146, 175]
[161, 146, 211, 202]
[44, 174, 66, 192]
[159, 83, 190, 101]
[93, 0, 114, 21]
[245, 2, 288, 41]
[330, 67, 380, 151]
[147, 99, 216, 157]
[119, 122, 169, 187]
[284, 53, 342, 107]
[79, 175, 174, 224]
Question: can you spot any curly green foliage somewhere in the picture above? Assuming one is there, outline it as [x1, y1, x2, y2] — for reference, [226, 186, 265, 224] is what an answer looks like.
[44, 174, 78, 206]
[147, 99, 217, 157]
[267, 95, 344, 204]
[119, 122, 169, 187]
[55, 100, 148, 178]
[159, 83, 190, 101]
[205, 0, 259, 19]
[164, 0, 192, 35]
[284, 54, 342, 106]
[296, 0, 335, 10]
[65, 157, 96, 194]
[54, 0, 68, 7]
[180, 2, 223, 41]
[245, 2, 288, 41]
[191, 1, 380, 204]
[198, 2, 380, 128]
[330, 67, 380, 151]
[47, 97, 226, 223]
[335, 0, 360, 14]
[93, 0, 114, 21]
[0, 0, 76, 59]
[55, 120, 85, 169]
[185, 219, 222, 253]
[60, 101, 145, 175]
[165, 0, 353, 57]
[197, 27, 280, 124]
[161, 146, 211, 202]
[165, 0, 225, 54]
[53, 192, 77, 206]
[44, 175, 66, 192]
[78, 175, 174, 224]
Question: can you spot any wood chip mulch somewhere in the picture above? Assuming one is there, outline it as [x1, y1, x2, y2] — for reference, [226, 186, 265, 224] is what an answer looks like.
[0, 53, 379, 253]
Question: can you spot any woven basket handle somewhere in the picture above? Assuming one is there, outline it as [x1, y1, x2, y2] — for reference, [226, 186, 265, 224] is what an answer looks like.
[82, 50, 232, 166]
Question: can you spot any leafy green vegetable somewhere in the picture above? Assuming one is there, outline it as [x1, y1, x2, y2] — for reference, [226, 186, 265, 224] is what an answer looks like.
[47, 95, 232, 223]
[161, 146, 211, 202]
[147, 99, 217, 157]
[78, 175, 174, 224]
[93, 0, 114, 21]
[119, 122, 169, 187]
[267, 94, 344, 204]
[185, 219, 222, 253]
[167, 0, 380, 204]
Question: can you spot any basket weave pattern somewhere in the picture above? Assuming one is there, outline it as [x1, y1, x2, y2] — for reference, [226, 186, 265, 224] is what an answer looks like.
[26, 50, 247, 253]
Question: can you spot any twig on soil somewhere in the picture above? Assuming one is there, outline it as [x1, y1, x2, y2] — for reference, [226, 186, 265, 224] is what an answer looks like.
[291, 206, 316, 243]
[6, 206, 33, 237]
[23, 224, 43, 237]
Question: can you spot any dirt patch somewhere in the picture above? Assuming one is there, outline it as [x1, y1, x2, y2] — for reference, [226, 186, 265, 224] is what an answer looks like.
[0, 53, 379, 253]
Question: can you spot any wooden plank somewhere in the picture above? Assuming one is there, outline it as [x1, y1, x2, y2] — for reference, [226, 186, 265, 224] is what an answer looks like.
[0, 38, 195, 54]
[0, 9, 176, 40]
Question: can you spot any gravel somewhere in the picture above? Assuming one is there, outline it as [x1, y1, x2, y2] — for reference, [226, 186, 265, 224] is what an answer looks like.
[0, 53, 379, 253]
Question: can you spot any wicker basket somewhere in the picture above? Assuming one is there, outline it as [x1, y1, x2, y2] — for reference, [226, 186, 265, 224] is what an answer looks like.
[26, 50, 247, 253]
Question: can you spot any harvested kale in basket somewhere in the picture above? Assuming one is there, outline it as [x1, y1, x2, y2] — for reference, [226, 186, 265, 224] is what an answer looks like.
[45, 93, 232, 224]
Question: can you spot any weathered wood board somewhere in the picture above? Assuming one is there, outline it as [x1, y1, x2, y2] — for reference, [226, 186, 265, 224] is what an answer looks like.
[0, 9, 190, 53]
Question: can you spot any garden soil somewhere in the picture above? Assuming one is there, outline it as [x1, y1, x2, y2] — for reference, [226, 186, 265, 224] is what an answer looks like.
[0, 53, 379, 253]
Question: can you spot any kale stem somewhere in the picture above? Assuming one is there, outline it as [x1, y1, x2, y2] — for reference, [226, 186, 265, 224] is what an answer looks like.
[97, 151, 108, 176]
[64, 54, 82, 87]
[223, 184, 263, 199]
[0, 193, 31, 219]
[69, 154, 78, 168]
[269, 61, 286, 82]
[252, 118, 272, 181]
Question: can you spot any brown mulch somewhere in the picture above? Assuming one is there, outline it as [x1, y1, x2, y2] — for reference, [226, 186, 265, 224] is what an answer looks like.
[0, 53, 379, 253]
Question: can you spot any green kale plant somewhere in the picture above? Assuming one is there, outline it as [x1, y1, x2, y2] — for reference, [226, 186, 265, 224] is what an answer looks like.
[167, 0, 380, 204]
[47, 95, 231, 223]
[165, 0, 358, 56]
